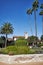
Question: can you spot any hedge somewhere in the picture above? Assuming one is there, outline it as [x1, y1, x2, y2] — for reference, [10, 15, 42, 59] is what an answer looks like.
[15, 39, 27, 46]
[0, 46, 36, 55]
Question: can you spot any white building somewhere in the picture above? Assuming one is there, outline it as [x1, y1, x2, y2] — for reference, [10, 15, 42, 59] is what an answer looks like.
[24, 32, 28, 39]
[13, 32, 28, 41]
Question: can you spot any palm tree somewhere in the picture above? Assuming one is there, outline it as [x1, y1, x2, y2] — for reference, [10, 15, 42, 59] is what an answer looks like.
[27, 9, 33, 35]
[32, 0, 39, 43]
[27, 9, 32, 15]
[39, 4, 43, 35]
[0, 22, 13, 47]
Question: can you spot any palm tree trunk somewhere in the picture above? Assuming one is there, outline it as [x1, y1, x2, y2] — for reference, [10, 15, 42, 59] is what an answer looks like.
[5, 34, 7, 48]
[29, 17, 33, 36]
[34, 10, 37, 43]
[42, 15, 43, 35]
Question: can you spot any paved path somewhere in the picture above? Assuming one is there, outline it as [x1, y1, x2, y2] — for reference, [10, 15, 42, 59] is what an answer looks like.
[0, 54, 43, 64]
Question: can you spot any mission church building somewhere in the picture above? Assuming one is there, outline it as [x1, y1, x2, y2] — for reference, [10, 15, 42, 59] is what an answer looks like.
[13, 32, 28, 41]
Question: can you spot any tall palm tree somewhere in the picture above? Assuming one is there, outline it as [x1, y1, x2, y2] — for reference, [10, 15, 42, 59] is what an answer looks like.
[39, 4, 43, 35]
[0, 22, 13, 47]
[27, 9, 33, 35]
[32, 0, 39, 43]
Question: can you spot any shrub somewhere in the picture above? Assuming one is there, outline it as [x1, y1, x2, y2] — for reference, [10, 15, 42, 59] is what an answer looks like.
[38, 43, 43, 47]
[17, 46, 29, 54]
[15, 39, 27, 46]
[0, 48, 9, 54]
[0, 46, 36, 55]
[8, 51, 14, 55]
[28, 49, 36, 54]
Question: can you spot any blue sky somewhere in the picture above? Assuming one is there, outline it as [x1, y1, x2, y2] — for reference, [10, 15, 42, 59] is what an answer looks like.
[0, 0, 43, 38]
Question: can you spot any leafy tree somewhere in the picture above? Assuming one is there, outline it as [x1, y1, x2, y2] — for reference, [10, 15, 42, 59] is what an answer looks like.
[0, 22, 13, 47]
[0, 36, 5, 47]
[1, 36, 5, 40]
[27, 36, 38, 46]
[41, 35, 43, 41]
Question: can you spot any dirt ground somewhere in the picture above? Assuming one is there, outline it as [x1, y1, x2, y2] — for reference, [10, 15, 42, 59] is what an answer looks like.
[0, 62, 43, 65]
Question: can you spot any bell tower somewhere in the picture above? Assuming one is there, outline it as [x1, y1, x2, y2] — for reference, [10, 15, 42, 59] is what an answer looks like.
[24, 32, 28, 39]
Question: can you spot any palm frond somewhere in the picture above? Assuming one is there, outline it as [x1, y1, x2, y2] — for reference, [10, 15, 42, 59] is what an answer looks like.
[40, 4, 43, 9]
[32, 0, 39, 10]
[0, 22, 14, 34]
[39, 10, 43, 15]
[27, 9, 32, 15]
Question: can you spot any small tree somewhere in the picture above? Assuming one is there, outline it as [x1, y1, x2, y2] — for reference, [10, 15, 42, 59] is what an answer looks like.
[41, 35, 43, 41]
[27, 36, 38, 46]
[0, 36, 5, 47]
[0, 22, 13, 48]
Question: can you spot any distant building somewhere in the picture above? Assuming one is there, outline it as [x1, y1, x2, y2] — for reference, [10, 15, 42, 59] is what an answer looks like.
[7, 38, 13, 42]
[13, 36, 25, 41]
[13, 32, 28, 41]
